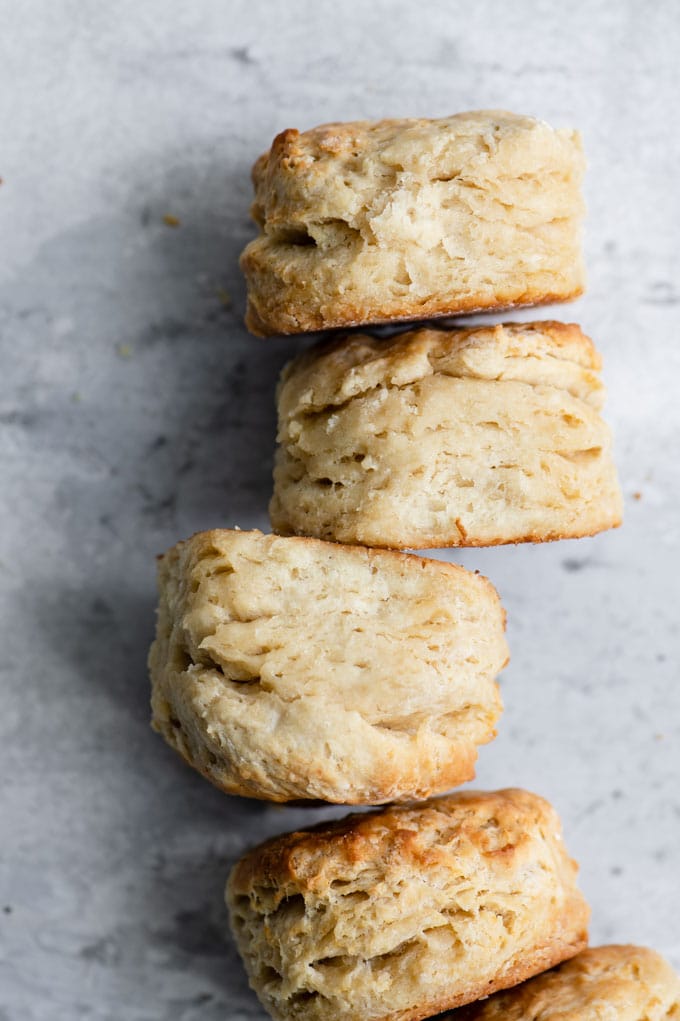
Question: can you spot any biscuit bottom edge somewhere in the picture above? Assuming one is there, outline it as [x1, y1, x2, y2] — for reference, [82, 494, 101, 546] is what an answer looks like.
[243, 287, 584, 338]
[453, 944, 680, 1019]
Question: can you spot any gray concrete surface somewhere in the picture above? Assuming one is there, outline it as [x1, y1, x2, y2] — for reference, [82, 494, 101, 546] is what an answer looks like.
[1, 1, 679, 1018]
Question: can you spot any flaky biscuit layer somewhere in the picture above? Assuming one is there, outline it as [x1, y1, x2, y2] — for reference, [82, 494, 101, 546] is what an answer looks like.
[227, 789, 590, 1021]
[271, 321, 622, 548]
[149, 529, 507, 803]
[241, 111, 585, 335]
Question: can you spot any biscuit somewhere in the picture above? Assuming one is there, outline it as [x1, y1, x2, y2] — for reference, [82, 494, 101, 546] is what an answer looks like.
[453, 944, 680, 1020]
[240, 111, 585, 336]
[149, 529, 507, 803]
[270, 321, 622, 548]
[226, 789, 590, 1021]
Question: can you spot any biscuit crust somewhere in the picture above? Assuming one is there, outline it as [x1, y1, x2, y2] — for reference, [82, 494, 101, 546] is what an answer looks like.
[227, 789, 590, 1021]
[454, 944, 680, 1020]
[241, 111, 585, 336]
[270, 321, 623, 548]
[149, 529, 508, 803]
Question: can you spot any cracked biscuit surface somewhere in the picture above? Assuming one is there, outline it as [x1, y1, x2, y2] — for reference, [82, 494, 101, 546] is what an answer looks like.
[454, 944, 680, 1020]
[270, 321, 623, 548]
[148, 529, 508, 803]
[227, 789, 590, 1021]
[241, 110, 585, 335]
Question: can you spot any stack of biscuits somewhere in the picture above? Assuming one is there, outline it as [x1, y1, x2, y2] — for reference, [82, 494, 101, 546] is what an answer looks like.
[148, 111, 680, 1018]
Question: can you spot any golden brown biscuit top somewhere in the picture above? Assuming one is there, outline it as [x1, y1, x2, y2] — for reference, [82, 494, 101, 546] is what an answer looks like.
[255, 110, 545, 170]
[251, 110, 583, 233]
[230, 789, 568, 898]
[253, 110, 581, 210]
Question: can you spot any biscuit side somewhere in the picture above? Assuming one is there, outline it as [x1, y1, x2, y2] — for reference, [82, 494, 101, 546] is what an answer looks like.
[241, 111, 585, 335]
[149, 530, 507, 803]
[270, 322, 623, 548]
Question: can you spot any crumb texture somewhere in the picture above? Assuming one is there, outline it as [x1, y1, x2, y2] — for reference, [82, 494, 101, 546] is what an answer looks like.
[454, 944, 680, 1020]
[270, 321, 623, 548]
[227, 789, 590, 1021]
[240, 110, 585, 335]
[148, 529, 507, 803]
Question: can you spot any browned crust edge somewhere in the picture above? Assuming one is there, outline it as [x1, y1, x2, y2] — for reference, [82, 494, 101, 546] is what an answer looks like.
[452, 945, 680, 1021]
[271, 516, 623, 551]
[243, 287, 585, 338]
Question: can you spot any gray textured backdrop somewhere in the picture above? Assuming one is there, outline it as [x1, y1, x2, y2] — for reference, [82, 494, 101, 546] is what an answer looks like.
[1, 2, 679, 1018]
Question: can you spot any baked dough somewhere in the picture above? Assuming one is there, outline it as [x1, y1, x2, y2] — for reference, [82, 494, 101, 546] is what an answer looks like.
[270, 321, 622, 548]
[227, 789, 590, 1021]
[454, 944, 680, 1020]
[240, 110, 585, 336]
[149, 529, 508, 803]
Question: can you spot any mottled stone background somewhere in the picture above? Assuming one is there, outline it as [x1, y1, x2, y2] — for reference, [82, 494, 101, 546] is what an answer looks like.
[1, 2, 679, 1018]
